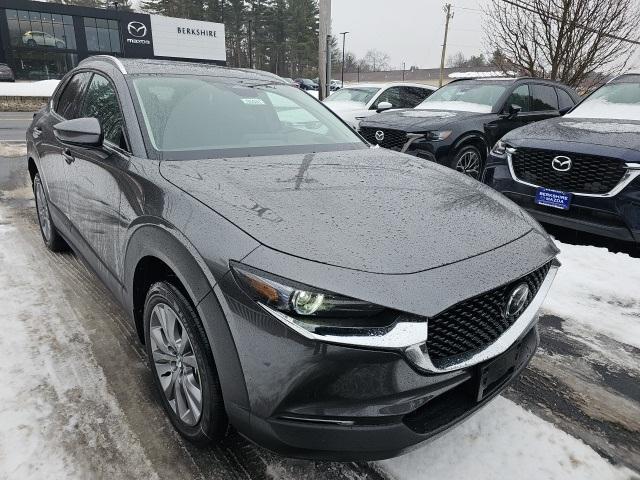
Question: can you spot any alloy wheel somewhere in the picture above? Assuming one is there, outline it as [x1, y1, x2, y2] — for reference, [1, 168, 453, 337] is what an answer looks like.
[455, 150, 481, 179]
[149, 303, 203, 426]
[35, 180, 52, 243]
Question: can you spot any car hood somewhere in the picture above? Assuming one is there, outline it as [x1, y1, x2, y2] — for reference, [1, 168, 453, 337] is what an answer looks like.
[360, 108, 490, 132]
[160, 148, 534, 274]
[504, 116, 640, 153]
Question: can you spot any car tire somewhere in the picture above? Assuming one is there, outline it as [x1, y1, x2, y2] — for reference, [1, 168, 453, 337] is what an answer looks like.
[26, 39, 37, 47]
[55, 41, 65, 49]
[33, 173, 67, 252]
[144, 281, 228, 445]
[450, 145, 484, 179]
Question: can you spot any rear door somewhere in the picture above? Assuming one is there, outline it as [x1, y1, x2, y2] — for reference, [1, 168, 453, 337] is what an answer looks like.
[34, 71, 91, 229]
[66, 72, 130, 292]
[523, 83, 561, 124]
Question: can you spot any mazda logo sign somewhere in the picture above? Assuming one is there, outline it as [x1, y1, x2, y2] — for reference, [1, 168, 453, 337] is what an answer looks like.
[504, 283, 530, 318]
[375, 130, 385, 142]
[127, 21, 148, 38]
[551, 155, 572, 172]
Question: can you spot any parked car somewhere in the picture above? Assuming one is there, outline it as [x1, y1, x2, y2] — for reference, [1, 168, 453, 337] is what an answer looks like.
[28, 56, 559, 461]
[330, 79, 343, 91]
[294, 78, 318, 91]
[281, 77, 300, 88]
[484, 73, 640, 247]
[324, 82, 437, 129]
[22, 30, 67, 48]
[359, 77, 580, 179]
[0, 63, 15, 82]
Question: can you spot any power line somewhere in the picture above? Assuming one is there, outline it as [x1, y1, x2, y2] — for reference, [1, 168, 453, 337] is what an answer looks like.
[501, 0, 640, 46]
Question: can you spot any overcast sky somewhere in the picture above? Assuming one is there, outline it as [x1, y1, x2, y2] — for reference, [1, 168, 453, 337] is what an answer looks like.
[332, 0, 640, 70]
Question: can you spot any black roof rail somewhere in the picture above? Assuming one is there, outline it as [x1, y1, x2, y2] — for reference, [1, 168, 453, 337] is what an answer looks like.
[79, 55, 127, 74]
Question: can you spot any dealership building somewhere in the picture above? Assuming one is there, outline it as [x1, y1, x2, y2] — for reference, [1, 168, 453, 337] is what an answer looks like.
[0, 0, 226, 80]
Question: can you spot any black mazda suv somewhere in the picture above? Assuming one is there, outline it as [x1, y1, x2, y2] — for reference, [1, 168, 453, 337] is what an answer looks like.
[484, 73, 640, 247]
[359, 77, 580, 179]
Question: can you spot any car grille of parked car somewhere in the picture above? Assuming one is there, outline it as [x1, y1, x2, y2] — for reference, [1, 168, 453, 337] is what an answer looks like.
[511, 147, 628, 195]
[426, 261, 551, 367]
[359, 127, 407, 151]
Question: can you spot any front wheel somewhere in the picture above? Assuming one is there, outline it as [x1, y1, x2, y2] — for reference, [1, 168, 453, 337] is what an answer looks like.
[450, 145, 484, 179]
[144, 281, 228, 445]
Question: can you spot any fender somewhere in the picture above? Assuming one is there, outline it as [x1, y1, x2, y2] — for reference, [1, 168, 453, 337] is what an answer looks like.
[123, 221, 250, 411]
[452, 131, 489, 155]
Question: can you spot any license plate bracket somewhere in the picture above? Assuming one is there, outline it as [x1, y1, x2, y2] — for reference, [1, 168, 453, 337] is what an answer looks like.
[535, 187, 572, 210]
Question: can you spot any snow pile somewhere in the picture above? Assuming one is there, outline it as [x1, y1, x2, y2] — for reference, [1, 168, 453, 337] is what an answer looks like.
[0, 79, 60, 97]
[0, 142, 27, 157]
[543, 240, 640, 349]
[378, 397, 633, 480]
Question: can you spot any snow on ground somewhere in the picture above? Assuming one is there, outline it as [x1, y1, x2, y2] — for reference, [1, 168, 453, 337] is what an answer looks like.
[543, 240, 640, 349]
[0, 80, 59, 97]
[0, 142, 27, 157]
[0, 206, 158, 480]
[378, 397, 634, 480]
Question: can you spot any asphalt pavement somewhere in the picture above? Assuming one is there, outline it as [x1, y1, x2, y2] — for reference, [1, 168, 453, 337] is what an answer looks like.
[0, 111, 32, 142]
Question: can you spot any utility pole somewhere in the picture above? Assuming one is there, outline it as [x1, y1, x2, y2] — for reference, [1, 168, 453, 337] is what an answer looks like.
[439, 3, 453, 87]
[318, 0, 331, 100]
[402, 61, 405, 81]
[340, 31, 349, 86]
[248, 19, 253, 69]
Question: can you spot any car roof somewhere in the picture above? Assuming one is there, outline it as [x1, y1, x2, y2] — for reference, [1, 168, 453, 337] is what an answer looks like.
[78, 56, 286, 84]
[341, 82, 437, 90]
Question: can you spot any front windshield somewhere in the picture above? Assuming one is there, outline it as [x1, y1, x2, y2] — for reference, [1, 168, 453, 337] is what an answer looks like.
[325, 87, 380, 105]
[566, 80, 640, 121]
[131, 75, 363, 158]
[416, 82, 508, 113]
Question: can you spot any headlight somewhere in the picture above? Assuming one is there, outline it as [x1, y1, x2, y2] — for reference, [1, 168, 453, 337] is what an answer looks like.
[491, 139, 508, 157]
[424, 130, 452, 141]
[230, 262, 393, 332]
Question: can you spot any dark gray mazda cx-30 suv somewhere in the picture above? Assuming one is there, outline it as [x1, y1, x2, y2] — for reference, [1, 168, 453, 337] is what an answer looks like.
[27, 56, 559, 460]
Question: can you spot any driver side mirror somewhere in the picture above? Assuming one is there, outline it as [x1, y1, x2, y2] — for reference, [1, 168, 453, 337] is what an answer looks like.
[376, 101, 393, 113]
[54, 117, 103, 147]
[501, 104, 522, 119]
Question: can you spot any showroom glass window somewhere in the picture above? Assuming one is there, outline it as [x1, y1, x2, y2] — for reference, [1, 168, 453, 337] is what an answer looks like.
[5, 9, 76, 50]
[84, 17, 121, 53]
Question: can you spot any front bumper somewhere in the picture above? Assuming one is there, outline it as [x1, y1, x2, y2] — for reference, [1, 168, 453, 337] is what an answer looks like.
[484, 154, 640, 244]
[210, 261, 552, 460]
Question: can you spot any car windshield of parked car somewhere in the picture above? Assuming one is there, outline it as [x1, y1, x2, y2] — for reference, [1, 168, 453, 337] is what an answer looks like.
[566, 81, 640, 121]
[131, 76, 364, 159]
[325, 87, 380, 106]
[416, 82, 508, 113]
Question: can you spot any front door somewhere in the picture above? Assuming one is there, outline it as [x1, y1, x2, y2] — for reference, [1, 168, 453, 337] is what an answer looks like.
[66, 72, 130, 294]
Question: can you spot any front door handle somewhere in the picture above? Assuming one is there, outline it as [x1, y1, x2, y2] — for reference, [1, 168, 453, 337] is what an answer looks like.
[32, 127, 43, 138]
[62, 148, 75, 164]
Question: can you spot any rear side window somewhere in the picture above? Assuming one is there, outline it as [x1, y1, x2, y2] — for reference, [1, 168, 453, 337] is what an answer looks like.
[80, 73, 126, 147]
[530, 84, 559, 111]
[556, 88, 575, 110]
[56, 72, 91, 119]
[506, 84, 530, 112]
[400, 87, 433, 108]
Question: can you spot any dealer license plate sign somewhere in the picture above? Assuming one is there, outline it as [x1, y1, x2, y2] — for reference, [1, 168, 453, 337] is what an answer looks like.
[535, 187, 572, 210]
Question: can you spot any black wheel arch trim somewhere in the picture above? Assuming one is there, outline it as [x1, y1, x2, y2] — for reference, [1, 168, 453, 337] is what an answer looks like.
[452, 132, 489, 156]
[123, 221, 251, 412]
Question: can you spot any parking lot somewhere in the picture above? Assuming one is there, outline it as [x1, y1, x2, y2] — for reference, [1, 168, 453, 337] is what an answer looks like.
[1, 115, 638, 479]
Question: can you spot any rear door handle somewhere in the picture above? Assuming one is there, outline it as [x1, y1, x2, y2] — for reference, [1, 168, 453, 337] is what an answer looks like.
[33, 127, 42, 138]
[62, 148, 75, 164]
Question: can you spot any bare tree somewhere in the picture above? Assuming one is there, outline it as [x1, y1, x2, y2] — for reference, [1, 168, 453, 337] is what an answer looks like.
[484, 0, 640, 87]
[362, 49, 390, 72]
[447, 51, 467, 68]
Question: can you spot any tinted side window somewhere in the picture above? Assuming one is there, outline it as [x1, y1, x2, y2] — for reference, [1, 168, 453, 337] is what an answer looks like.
[531, 84, 559, 111]
[56, 72, 92, 119]
[506, 84, 530, 112]
[400, 87, 432, 108]
[80, 73, 125, 147]
[374, 87, 402, 108]
[556, 88, 575, 110]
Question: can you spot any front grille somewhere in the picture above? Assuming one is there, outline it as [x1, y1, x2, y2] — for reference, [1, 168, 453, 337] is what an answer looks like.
[426, 262, 551, 367]
[511, 147, 627, 194]
[359, 127, 407, 151]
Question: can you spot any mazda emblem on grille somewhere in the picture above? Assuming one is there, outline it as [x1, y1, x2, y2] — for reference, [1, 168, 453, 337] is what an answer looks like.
[551, 155, 572, 172]
[504, 283, 530, 318]
[375, 130, 385, 142]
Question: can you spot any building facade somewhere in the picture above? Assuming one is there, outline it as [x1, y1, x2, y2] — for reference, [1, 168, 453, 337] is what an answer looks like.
[0, 0, 226, 80]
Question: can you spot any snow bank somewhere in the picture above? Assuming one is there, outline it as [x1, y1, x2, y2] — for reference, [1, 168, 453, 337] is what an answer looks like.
[0, 79, 59, 97]
[543, 240, 640, 349]
[378, 397, 633, 480]
[448, 70, 516, 79]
